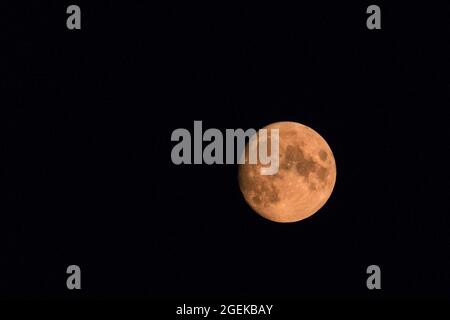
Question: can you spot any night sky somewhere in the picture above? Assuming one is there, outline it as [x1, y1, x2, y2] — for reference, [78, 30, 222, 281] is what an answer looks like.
[2, 1, 450, 303]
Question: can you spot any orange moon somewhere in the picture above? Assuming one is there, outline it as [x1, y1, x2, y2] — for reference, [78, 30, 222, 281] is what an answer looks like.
[238, 121, 336, 223]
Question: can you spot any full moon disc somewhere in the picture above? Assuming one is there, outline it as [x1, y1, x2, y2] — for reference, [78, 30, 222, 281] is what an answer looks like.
[238, 121, 336, 223]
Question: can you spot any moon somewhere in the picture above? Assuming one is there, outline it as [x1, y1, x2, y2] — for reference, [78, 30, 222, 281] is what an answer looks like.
[238, 121, 336, 223]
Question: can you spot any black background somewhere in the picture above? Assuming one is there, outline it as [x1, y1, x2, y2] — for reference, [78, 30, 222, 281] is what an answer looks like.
[1, 1, 450, 302]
